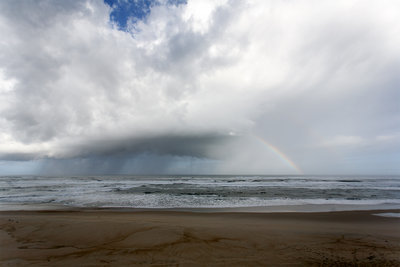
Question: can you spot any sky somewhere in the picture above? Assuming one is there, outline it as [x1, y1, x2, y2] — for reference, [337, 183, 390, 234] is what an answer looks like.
[0, 0, 399, 175]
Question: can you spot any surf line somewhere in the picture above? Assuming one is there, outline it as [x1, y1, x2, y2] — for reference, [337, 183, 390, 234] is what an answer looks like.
[254, 135, 303, 174]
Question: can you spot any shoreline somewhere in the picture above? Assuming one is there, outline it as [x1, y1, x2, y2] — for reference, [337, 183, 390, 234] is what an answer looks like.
[1, 208, 399, 266]
[1, 202, 399, 213]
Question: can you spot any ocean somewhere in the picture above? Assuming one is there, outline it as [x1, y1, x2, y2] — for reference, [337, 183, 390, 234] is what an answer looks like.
[1, 175, 400, 211]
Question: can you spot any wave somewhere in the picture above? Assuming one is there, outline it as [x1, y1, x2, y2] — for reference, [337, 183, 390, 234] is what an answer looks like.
[1, 175, 399, 210]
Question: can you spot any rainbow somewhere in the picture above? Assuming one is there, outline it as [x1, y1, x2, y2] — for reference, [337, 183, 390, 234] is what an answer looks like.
[254, 136, 303, 174]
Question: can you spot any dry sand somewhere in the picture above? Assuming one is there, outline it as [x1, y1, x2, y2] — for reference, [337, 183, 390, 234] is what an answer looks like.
[1, 209, 399, 266]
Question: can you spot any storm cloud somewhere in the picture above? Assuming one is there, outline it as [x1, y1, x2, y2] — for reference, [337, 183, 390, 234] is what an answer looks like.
[0, 0, 399, 174]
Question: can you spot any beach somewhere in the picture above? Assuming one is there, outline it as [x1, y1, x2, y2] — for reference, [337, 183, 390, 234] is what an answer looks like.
[1, 209, 399, 266]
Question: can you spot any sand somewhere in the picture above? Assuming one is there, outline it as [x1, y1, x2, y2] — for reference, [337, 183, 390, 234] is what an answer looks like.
[1, 209, 399, 266]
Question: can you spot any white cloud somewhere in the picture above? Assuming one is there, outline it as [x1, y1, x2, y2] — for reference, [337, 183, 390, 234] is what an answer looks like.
[321, 135, 366, 147]
[0, 0, 399, 174]
[0, 68, 17, 93]
[376, 133, 400, 143]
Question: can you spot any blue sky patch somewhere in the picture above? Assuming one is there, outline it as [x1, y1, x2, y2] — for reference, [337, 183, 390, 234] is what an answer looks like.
[104, 0, 187, 31]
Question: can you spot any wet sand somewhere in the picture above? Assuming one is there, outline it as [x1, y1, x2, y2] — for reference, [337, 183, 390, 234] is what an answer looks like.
[1, 209, 399, 266]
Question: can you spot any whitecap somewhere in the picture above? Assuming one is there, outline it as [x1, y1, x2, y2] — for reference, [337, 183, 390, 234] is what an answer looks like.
[373, 213, 400, 218]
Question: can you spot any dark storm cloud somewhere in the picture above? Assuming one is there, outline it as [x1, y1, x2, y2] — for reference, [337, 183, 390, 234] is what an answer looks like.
[63, 134, 234, 159]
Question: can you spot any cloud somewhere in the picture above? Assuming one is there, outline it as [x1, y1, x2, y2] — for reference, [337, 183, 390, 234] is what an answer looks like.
[321, 135, 366, 147]
[0, 0, 399, 174]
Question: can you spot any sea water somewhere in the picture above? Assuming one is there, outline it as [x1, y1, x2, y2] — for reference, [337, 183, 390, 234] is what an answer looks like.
[1, 175, 399, 211]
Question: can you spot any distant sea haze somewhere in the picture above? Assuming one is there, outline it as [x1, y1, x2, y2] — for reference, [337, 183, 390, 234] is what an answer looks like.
[1, 175, 399, 211]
